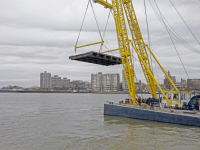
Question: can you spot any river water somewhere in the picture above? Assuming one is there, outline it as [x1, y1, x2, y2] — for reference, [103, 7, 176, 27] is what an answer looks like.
[0, 93, 200, 150]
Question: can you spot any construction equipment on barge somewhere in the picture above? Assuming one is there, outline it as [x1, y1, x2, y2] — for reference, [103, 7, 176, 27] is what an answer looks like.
[70, 0, 200, 126]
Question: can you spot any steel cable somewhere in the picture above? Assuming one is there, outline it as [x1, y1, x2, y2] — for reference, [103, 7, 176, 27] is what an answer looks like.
[100, 10, 111, 52]
[89, 0, 103, 41]
[149, 0, 200, 54]
[169, 0, 200, 46]
[75, 0, 90, 49]
[144, 0, 162, 83]
[153, 0, 190, 79]
[90, 1, 113, 53]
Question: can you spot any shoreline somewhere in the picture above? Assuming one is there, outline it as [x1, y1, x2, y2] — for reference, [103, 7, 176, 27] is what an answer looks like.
[0, 90, 87, 93]
[0, 90, 149, 94]
[91, 91, 149, 94]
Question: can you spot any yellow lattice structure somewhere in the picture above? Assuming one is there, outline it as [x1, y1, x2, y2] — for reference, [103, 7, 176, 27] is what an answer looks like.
[75, 0, 192, 106]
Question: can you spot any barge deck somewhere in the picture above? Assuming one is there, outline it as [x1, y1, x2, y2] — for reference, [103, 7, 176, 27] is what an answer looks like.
[104, 103, 200, 127]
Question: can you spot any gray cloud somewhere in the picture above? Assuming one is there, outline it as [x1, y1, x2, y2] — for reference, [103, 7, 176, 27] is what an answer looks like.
[0, 0, 200, 87]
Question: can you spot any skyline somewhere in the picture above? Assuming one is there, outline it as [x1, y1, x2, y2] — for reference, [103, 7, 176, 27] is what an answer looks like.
[0, 0, 200, 87]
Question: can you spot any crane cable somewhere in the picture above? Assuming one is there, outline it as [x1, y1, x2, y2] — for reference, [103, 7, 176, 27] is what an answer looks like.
[103, 10, 111, 39]
[131, 53, 165, 80]
[144, 0, 160, 83]
[90, 0, 113, 53]
[144, 0, 153, 71]
[149, 0, 200, 54]
[75, 0, 108, 52]
[87, 6, 123, 70]
[89, 0, 111, 50]
[75, 0, 90, 50]
[100, 9, 111, 52]
[169, 0, 200, 46]
[153, 0, 190, 79]
[89, 0, 103, 41]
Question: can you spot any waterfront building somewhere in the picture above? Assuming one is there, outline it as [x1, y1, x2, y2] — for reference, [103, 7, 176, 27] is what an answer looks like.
[187, 79, 200, 90]
[40, 71, 51, 89]
[84, 81, 91, 89]
[61, 78, 70, 89]
[51, 75, 62, 89]
[175, 80, 187, 91]
[71, 80, 90, 90]
[40, 71, 90, 90]
[175, 82, 182, 90]
[72, 80, 83, 89]
[181, 78, 187, 90]
[164, 70, 176, 90]
[135, 80, 142, 91]
[91, 72, 120, 92]
[122, 70, 148, 92]
[122, 70, 128, 92]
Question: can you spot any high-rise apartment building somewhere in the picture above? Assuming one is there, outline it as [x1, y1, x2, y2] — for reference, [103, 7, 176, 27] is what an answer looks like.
[40, 71, 51, 89]
[61, 77, 70, 89]
[40, 71, 90, 90]
[51, 75, 62, 89]
[91, 72, 120, 92]
[122, 70, 128, 92]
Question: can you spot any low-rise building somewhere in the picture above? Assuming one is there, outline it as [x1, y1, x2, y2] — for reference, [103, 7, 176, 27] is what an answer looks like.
[175, 82, 182, 90]
[181, 78, 187, 90]
[84, 81, 91, 89]
[187, 78, 200, 90]
[51, 75, 61, 89]
[135, 80, 142, 91]
[62, 78, 70, 89]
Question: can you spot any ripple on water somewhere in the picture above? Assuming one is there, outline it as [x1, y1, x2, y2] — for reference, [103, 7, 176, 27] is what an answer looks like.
[0, 93, 200, 150]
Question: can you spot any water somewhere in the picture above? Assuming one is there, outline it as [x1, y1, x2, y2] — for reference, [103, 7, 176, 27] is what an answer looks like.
[0, 93, 200, 150]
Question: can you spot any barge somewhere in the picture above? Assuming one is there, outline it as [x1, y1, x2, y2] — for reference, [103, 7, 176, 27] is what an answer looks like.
[104, 103, 200, 127]
[71, 0, 200, 127]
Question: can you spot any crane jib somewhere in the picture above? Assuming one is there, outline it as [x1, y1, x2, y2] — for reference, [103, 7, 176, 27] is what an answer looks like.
[72, 0, 192, 106]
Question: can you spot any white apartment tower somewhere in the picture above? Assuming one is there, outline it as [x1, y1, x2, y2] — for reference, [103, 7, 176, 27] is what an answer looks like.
[91, 72, 120, 92]
[40, 71, 51, 89]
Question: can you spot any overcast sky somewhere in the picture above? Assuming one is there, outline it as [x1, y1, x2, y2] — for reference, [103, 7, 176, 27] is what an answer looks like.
[0, 0, 200, 87]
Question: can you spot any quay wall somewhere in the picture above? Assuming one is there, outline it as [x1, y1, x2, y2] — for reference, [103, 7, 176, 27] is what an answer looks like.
[104, 104, 200, 127]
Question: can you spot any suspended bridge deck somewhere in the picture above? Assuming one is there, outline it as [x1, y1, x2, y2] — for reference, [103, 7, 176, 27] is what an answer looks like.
[69, 51, 122, 66]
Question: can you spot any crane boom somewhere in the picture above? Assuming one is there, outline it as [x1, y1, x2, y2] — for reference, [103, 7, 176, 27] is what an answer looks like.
[112, 0, 137, 104]
[122, 0, 157, 98]
[73, 0, 192, 106]
[92, 0, 171, 104]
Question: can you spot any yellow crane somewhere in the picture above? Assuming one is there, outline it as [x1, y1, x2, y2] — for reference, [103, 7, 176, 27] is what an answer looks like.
[74, 0, 192, 106]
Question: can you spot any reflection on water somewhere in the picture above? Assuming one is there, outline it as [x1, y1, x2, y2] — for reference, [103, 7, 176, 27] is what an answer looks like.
[0, 93, 199, 150]
[104, 115, 200, 150]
